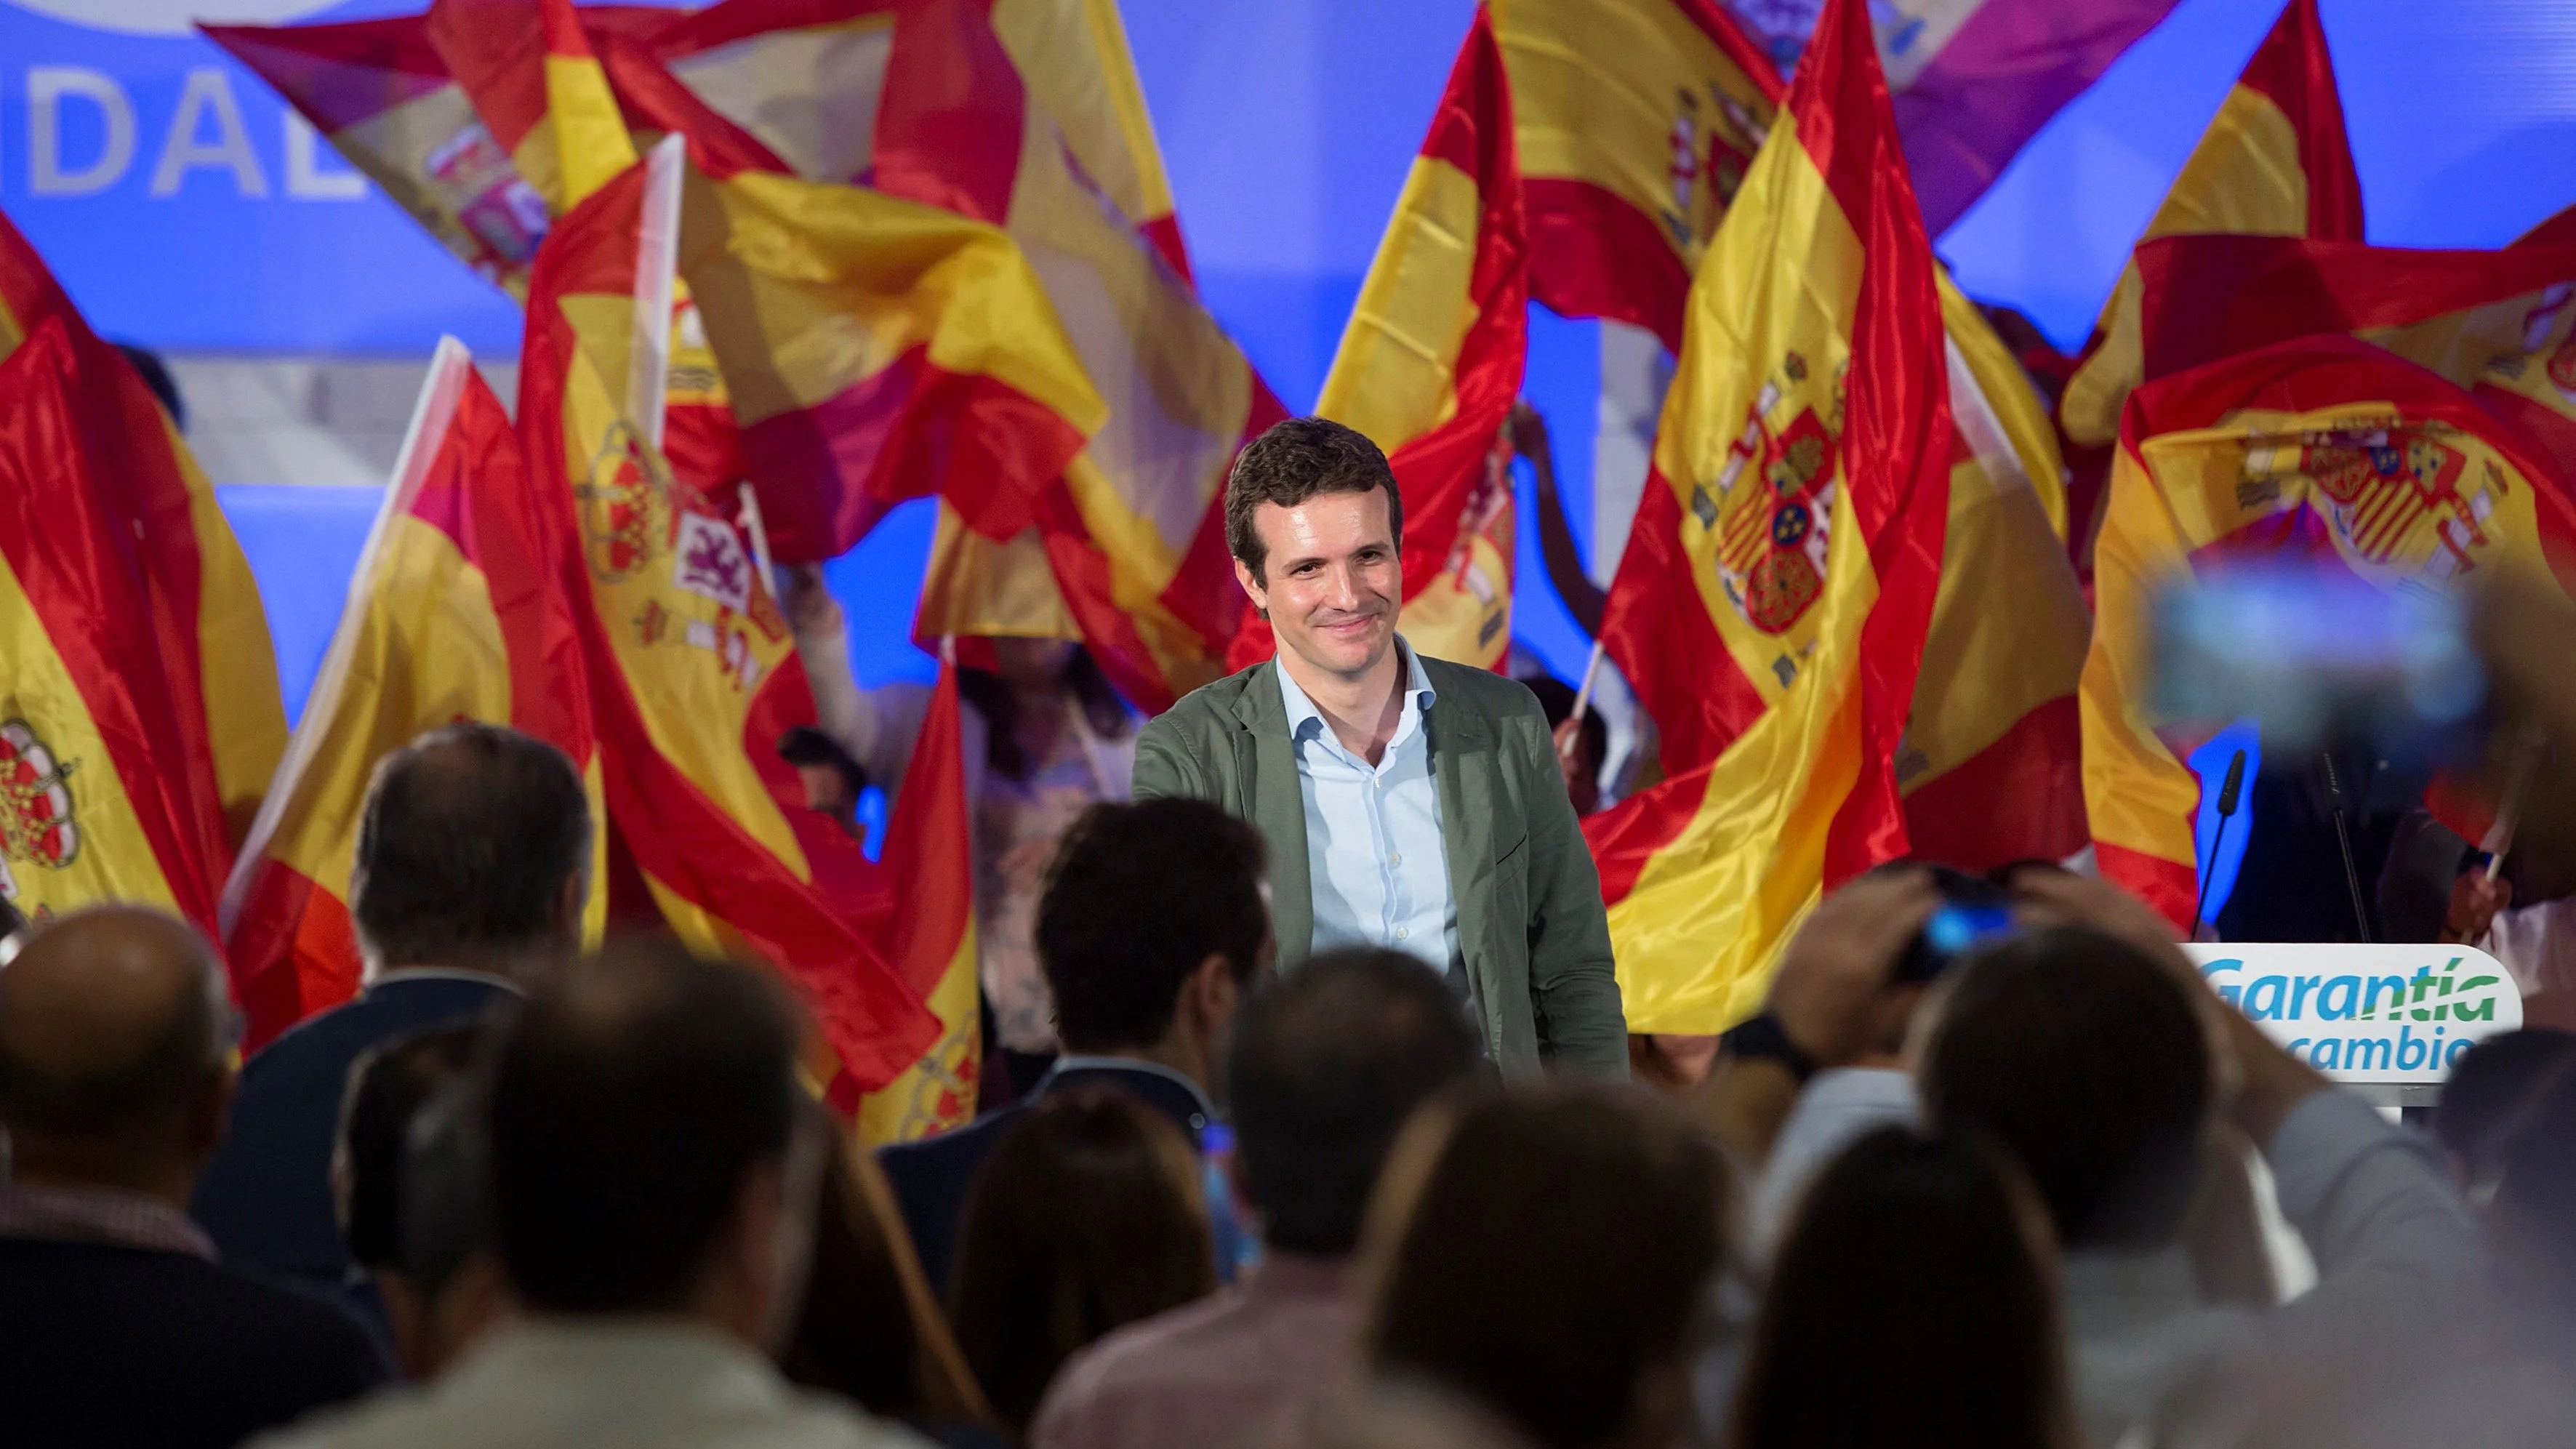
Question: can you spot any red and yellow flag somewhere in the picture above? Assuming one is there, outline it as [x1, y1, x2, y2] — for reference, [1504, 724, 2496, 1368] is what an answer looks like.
[1582, 0, 1951, 1032]
[0, 210, 286, 855]
[524, 137, 936, 1088]
[201, 7, 687, 298]
[1229, 11, 1528, 672]
[877, 0, 1276, 710]
[2134, 235, 2576, 395]
[2084, 337, 2576, 927]
[2473, 249, 2576, 487]
[1464, 0, 2084, 865]
[591, 0, 1272, 708]
[220, 342, 607, 1048]
[852, 659, 980, 1144]
[1491, 0, 1780, 350]
[1894, 276, 2090, 870]
[0, 322, 232, 939]
[2058, 0, 2362, 550]
[209, 5, 746, 498]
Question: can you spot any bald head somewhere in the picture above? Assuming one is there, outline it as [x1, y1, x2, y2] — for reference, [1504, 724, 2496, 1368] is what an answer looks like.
[0, 906, 233, 1190]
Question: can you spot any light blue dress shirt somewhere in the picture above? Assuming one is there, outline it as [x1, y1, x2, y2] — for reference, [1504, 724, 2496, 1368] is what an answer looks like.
[1275, 641, 1459, 975]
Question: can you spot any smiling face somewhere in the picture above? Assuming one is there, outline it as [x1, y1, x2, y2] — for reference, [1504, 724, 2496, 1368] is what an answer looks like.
[1237, 486, 1403, 683]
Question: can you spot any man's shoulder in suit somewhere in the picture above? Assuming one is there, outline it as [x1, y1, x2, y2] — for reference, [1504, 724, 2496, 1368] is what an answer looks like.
[193, 974, 513, 1278]
[1418, 656, 1545, 730]
[0, 1240, 386, 1446]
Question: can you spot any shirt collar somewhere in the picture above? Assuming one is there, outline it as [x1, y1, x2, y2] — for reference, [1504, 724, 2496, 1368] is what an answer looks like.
[1275, 638, 1437, 743]
[0, 1184, 215, 1259]
[1047, 1054, 1219, 1123]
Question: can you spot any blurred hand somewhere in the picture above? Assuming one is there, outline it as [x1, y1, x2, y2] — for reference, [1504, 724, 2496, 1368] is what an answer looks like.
[2004, 868, 2187, 968]
[1552, 715, 1587, 782]
[1767, 868, 1940, 1068]
[777, 563, 841, 638]
[2445, 869, 2511, 945]
[1508, 400, 1550, 470]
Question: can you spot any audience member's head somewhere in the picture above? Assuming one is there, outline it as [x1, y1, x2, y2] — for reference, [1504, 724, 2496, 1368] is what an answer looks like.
[1037, 798, 1269, 1083]
[487, 939, 822, 1348]
[781, 1129, 994, 1429]
[352, 723, 592, 980]
[334, 1024, 498, 1378]
[948, 1086, 1216, 1432]
[1362, 1085, 1725, 1449]
[1919, 926, 2215, 1251]
[1227, 947, 1480, 1257]
[2437, 1028, 2576, 1194]
[2485, 1066, 2576, 1341]
[0, 906, 233, 1203]
[1731, 1126, 2075, 1449]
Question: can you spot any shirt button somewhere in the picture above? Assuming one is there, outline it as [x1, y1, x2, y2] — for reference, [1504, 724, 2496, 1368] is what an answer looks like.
[1389, 851, 1402, 866]
[1395, 926, 1409, 940]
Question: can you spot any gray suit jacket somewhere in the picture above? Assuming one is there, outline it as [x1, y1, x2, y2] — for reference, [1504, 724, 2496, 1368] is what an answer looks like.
[1133, 654, 1626, 1078]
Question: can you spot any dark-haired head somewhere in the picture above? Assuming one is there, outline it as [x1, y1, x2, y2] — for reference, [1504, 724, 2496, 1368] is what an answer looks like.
[1732, 1126, 2074, 1449]
[1037, 798, 1269, 1063]
[488, 939, 819, 1344]
[780, 1129, 995, 1428]
[1227, 947, 1481, 1256]
[1919, 926, 2214, 1251]
[353, 723, 590, 979]
[1363, 1085, 1725, 1449]
[2438, 1028, 2576, 1192]
[337, 1024, 480, 1275]
[1225, 416, 1404, 583]
[948, 1087, 1215, 1431]
[335, 1024, 491, 1377]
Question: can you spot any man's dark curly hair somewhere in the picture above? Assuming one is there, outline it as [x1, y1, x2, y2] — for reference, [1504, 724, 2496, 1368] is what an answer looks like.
[1224, 417, 1405, 581]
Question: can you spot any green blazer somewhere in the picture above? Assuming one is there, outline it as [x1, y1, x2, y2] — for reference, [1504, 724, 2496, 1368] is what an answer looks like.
[1133, 655, 1627, 1079]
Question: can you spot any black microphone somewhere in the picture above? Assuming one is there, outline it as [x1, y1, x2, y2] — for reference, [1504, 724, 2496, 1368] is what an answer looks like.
[2320, 752, 2372, 943]
[2191, 748, 2249, 941]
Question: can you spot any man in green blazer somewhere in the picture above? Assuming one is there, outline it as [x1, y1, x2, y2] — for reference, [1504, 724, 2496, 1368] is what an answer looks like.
[1133, 418, 1626, 1078]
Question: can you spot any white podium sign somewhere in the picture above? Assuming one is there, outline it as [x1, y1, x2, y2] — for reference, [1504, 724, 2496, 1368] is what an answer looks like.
[2183, 944, 2523, 1085]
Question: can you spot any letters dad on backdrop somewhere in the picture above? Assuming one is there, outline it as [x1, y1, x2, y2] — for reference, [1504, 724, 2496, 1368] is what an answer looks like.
[2186, 944, 2524, 1087]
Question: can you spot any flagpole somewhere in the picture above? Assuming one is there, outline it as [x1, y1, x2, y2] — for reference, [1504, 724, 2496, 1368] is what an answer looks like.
[1569, 638, 1606, 727]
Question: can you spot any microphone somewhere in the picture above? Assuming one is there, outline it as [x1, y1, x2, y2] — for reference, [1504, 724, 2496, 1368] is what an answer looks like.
[2320, 752, 2372, 943]
[2191, 748, 2248, 942]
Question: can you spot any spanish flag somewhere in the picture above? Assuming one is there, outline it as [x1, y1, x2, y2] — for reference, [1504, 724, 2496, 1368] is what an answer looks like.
[872, 0, 1277, 710]
[207, 6, 747, 499]
[853, 659, 979, 1143]
[1895, 274, 2090, 870]
[0, 321, 231, 938]
[1480, 0, 2082, 865]
[0, 210, 286, 855]
[2058, 0, 2362, 545]
[220, 341, 606, 1048]
[524, 136, 937, 1088]
[1582, 0, 1951, 1032]
[2474, 247, 2576, 485]
[2084, 337, 2576, 928]
[1491, 0, 1779, 350]
[590, 0, 1271, 709]
[2134, 235, 2576, 394]
[1229, 11, 1527, 673]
